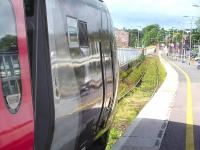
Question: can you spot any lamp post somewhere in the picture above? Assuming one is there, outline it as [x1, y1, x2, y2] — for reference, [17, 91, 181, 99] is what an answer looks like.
[192, 4, 200, 56]
[176, 21, 185, 62]
[171, 27, 176, 59]
[181, 29, 186, 62]
[183, 16, 194, 65]
[137, 26, 141, 48]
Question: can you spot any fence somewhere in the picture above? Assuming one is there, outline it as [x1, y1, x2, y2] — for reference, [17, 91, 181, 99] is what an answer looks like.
[117, 48, 142, 67]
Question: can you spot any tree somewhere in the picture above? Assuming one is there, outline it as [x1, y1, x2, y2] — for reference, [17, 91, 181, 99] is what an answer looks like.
[195, 18, 200, 32]
[191, 30, 200, 51]
[0, 35, 17, 51]
[172, 32, 183, 43]
[126, 29, 143, 48]
[142, 24, 160, 46]
[156, 28, 166, 43]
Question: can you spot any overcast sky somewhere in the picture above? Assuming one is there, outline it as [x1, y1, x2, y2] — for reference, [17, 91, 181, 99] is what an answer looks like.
[0, 1, 16, 39]
[104, 0, 200, 29]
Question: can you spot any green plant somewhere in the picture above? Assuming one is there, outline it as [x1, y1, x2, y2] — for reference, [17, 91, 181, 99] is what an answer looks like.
[106, 56, 167, 150]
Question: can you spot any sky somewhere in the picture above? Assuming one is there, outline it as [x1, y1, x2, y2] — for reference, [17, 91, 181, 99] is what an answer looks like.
[104, 0, 200, 30]
[0, 1, 16, 39]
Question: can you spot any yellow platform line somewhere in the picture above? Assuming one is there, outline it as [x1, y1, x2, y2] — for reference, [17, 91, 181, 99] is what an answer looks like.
[169, 61, 194, 150]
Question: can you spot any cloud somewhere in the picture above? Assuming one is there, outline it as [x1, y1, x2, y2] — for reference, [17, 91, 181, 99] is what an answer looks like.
[104, 0, 200, 29]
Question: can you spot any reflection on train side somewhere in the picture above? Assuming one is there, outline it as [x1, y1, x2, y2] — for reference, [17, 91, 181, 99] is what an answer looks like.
[0, 53, 21, 110]
[51, 53, 100, 97]
[51, 51, 113, 98]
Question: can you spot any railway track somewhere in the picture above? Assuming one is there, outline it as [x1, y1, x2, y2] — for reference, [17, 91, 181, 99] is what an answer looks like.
[118, 70, 145, 101]
[118, 59, 160, 102]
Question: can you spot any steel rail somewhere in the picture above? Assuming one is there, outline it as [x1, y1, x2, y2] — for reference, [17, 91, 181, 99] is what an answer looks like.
[118, 70, 145, 102]
[118, 58, 160, 102]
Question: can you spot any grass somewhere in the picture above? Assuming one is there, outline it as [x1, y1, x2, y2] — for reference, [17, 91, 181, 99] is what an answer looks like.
[118, 55, 145, 98]
[106, 56, 166, 150]
[138, 56, 166, 97]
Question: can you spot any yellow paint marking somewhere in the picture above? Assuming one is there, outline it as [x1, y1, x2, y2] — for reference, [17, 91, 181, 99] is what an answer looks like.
[169, 61, 194, 150]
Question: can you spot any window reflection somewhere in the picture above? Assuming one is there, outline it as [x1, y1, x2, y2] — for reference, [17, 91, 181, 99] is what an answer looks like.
[67, 17, 79, 48]
[0, 53, 21, 110]
[0, 0, 21, 112]
[78, 21, 89, 47]
[2, 81, 10, 96]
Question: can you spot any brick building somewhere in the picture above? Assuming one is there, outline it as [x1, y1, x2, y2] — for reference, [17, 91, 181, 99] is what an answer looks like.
[115, 28, 130, 48]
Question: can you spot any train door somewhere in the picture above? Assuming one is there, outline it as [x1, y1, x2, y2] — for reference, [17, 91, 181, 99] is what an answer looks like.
[0, 0, 34, 149]
[99, 10, 114, 125]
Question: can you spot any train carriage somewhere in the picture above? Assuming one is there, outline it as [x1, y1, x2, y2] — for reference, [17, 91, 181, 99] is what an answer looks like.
[0, 0, 119, 150]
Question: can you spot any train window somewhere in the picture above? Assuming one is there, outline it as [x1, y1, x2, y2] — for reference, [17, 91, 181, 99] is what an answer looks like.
[0, 0, 22, 114]
[78, 21, 89, 47]
[67, 17, 79, 48]
[24, 0, 34, 16]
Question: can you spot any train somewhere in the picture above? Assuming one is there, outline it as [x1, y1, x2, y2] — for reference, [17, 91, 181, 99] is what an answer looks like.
[0, 0, 119, 150]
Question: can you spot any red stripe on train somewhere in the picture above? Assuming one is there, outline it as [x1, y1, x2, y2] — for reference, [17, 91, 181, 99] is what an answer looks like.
[0, 0, 34, 149]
